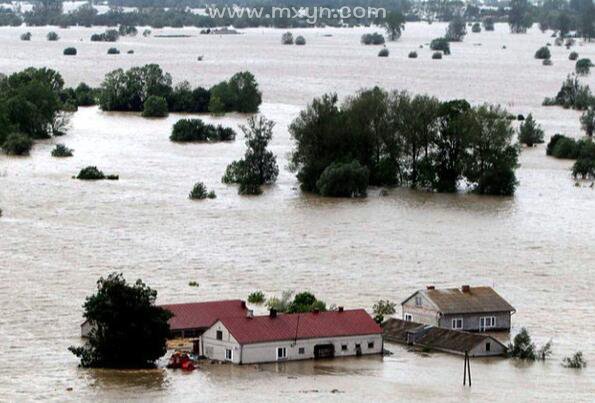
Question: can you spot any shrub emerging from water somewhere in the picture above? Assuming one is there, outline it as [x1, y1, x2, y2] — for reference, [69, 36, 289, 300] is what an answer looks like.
[63, 47, 77, 56]
[432, 51, 443, 59]
[170, 119, 236, 142]
[572, 158, 595, 179]
[430, 37, 450, 55]
[247, 291, 265, 304]
[74, 83, 97, 106]
[107, 47, 120, 55]
[408, 51, 418, 58]
[483, 17, 495, 31]
[77, 166, 104, 180]
[580, 108, 595, 137]
[518, 114, 544, 146]
[569, 51, 579, 61]
[562, 352, 587, 369]
[471, 22, 481, 33]
[361, 32, 385, 45]
[446, 16, 467, 42]
[51, 144, 73, 157]
[222, 115, 278, 195]
[142, 96, 168, 117]
[535, 46, 551, 60]
[20, 32, 32, 41]
[47, 31, 59, 41]
[295, 35, 306, 45]
[281, 31, 293, 45]
[378, 48, 389, 57]
[315, 160, 369, 197]
[543, 74, 595, 110]
[2, 133, 33, 156]
[91, 29, 119, 42]
[576, 58, 592, 76]
[508, 328, 552, 361]
[543, 58, 553, 66]
[189, 182, 209, 200]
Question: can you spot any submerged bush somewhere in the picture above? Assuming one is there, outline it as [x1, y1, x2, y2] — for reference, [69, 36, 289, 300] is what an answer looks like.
[432, 51, 443, 59]
[378, 48, 389, 57]
[430, 37, 450, 55]
[572, 158, 595, 179]
[295, 35, 306, 45]
[107, 47, 120, 55]
[47, 31, 59, 41]
[170, 119, 236, 142]
[189, 182, 208, 199]
[543, 58, 553, 66]
[471, 22, 481, 33]
[576, 58, 592, 76]
[51, 144, 73, 157]
[77, 166, 105, 180]
[247, 291, 265, 304]
[408, 51, 418, 58]
[569, 51, 579, 61]
[91, 29, 119, 42]
[543, 74, 595, 110]
[63, 47, 77, 56]
[483, 17, 495, 31]
[315, 160, 369, 197]
[2, 133, 33, 156]
[562, 351, 587, 368]
[142, 96, 168, 117]
[281, 32, 293, 45]
[361, 32, 385, 45]
[20, 32, 32, 41]
[535, 46, 551, 60]
[519, 114, 544, 146]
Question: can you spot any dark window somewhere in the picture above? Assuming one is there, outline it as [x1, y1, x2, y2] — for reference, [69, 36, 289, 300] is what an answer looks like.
[341, 344, 348, 351]
[368, 342, 374, 349]
[298, 347, 305, 354]
[216, 330, 223, 340]
[486, 342, 491, 352]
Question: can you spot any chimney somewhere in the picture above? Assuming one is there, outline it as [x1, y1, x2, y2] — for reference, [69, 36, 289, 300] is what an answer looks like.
[338, 306, 344, 312]
[426, 285, 435, 290]
[269, 308, 277, 318]
[246, 309, 253, 319]
[241, 300, 246, 309]
[461, 285, 471, 293]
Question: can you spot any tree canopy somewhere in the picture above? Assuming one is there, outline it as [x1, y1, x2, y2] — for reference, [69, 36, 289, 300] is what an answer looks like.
[69, 273, 172, 368]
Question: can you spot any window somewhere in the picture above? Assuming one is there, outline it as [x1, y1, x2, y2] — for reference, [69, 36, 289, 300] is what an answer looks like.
[452, 318, 463, 330]
[298, 347, 305, 355]
[277, 347, 287, 360]
[404, 313, 412, 321]
[486, 342, 491, 352]
[341, 344, 348, 351]
[225, 349, 232, 361]
[415, 296, 423, 306]
[480, 316, 496, 330]
[216, 330, 223, 340]
[368, 342, 374, 349]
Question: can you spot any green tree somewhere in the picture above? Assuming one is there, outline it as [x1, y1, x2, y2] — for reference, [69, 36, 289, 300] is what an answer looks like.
[142, 95, 169, 117]
[316, 160, 369, 197]
[430, 37, 451, 55]
[381, 11, 406, 41]
[518, 114, 545, 146]
[222, 115, 278, 195]
[446, 15, 467, 41]
[562, 351, 587, 368]
[576, 58, 592, 75]
[2, 132, 33, 155]
[483, 17, 495, 31]
[227, 71, 262, 113]
[509, 0, 533, 33]
[580, 107, 595, 136]
[286, 292, 327, 313]
[68, 273, 172, 368]
[535, 46, 551, 59]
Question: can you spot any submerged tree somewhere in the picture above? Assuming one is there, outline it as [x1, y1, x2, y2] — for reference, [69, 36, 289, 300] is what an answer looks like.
[222, 115, 278, 195]
[518, 114, 545, 147]
[69, 273, 172, 368]
[380, 11, 406, 41]
[580, 108, 595, 137]
[562, 351, 587, 368]
[445, 15, 467, 42]
[509, 0, 533, 33]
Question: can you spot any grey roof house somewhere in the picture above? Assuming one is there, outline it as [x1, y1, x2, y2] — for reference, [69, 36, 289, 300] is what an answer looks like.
[401, 285, 515, 332]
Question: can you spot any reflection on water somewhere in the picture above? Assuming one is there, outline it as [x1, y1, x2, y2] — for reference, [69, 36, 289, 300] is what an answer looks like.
[0, 22, 594, 402]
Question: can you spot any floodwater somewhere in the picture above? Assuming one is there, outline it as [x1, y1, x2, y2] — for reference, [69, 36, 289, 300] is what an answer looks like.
[0, 22, 594, 402]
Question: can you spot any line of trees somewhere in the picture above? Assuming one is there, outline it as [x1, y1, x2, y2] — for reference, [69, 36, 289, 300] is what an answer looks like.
[98, 64, 262, 115]
[289, 88, 520, 197]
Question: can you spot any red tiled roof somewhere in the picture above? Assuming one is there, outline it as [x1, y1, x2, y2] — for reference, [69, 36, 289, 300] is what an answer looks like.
[219, 309, 382, 344]
[160, 300, 247, 331]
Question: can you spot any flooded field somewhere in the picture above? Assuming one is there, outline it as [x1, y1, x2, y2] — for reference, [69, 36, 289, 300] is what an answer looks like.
[0, 22, 594, 401]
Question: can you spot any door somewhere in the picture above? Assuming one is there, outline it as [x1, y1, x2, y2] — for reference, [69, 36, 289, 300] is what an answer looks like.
[479, 317, 486, 332]
[314, 344, 335, 359]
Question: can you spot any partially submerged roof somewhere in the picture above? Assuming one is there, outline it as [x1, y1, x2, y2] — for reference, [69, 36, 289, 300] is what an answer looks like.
[219, 309, 382, 345]
[383, 318, 506, 354]
[160, 300, 247, 331]
[403, 286, 515, 314]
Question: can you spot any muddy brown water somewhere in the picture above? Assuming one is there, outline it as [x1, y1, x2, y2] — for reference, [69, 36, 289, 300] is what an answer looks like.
[0, 23, 594, 401]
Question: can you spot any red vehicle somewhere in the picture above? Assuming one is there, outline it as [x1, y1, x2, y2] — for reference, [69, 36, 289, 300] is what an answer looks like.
[167, 352, 196, 371]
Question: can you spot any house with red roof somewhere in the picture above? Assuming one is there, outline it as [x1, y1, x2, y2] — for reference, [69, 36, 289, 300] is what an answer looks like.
[200, 308, 383, 364]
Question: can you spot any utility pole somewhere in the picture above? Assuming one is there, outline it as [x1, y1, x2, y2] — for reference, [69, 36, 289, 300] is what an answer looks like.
[463, 351, 472, 387]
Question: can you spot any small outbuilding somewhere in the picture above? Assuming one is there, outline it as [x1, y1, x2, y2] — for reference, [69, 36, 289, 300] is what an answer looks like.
[401, 285, 515, 332]
[201, 308, 383, 364]
[383, 318, 507, 357]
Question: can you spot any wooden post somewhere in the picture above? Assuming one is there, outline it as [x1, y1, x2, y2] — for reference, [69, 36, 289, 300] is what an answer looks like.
[463, 351, 472, 387]
[463, 352, 467, 385]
